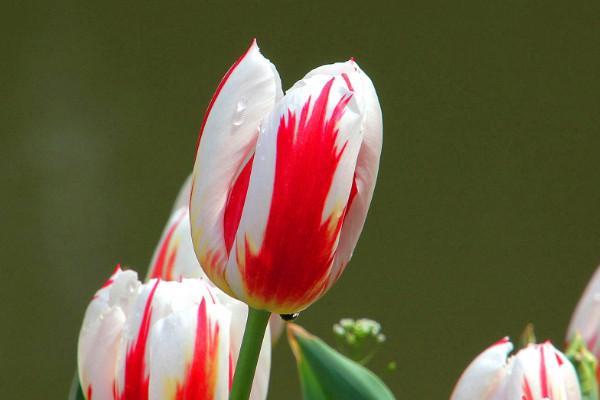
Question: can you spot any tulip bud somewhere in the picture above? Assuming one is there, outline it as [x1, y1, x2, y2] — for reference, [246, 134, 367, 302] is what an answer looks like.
[451, 338, 581, 400]
[190, 39, 382, 314]
[77, 267, 270, 400]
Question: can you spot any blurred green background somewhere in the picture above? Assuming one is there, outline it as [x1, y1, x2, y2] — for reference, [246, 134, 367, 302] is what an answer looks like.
[2, 1, 599, 398]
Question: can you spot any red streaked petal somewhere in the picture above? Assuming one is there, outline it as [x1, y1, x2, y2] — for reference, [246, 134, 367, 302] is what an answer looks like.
[114, 280, 159, 400]
[147, 209, 187, 281]
[78, 269, 140, 400]
[224, 154, 254, 254]
[227, 74, 363, 313]
[173, 299, 222, 400]
[146, 207, 208, 283]
[327, 60, 383, 290]
[506, 342, 579, 400]
[190, 40, 282, 297]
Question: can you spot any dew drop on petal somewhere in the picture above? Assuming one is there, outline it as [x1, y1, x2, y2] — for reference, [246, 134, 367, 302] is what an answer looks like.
[237, 98, 248, 112]
[233, 115, 245, 126]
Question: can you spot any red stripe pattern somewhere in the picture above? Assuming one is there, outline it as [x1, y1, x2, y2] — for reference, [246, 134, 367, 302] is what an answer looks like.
[114, 280, 159, 400]
[174, 299, 221, 399]
[237, 79, 353, 312]
[78, 269, 243, 400]
[450, 339, 580, 400]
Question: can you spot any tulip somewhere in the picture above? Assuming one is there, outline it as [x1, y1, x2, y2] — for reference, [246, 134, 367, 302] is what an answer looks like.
[190, 39, 382, 314]
[567, 265, 600, 361]
[450, 338, 581, 400]
[77, 267, 270, 400]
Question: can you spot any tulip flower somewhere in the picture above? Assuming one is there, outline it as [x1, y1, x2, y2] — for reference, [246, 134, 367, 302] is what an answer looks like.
[77, 267, 270, 400]
[190, 39, 382, 314]
[567, 265, 600, 361]
[450, 338, 581, 400]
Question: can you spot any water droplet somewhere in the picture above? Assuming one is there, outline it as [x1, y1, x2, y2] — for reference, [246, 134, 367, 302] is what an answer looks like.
[236, 98, 248, 112]
[233, 115, 245, 126]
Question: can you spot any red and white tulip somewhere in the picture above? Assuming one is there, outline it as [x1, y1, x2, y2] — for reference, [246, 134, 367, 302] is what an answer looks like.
[567, 264, 600, 360]
[190, 39, 382, 314]
[77, 267, 270, 400]
[451, 338, 581, 400]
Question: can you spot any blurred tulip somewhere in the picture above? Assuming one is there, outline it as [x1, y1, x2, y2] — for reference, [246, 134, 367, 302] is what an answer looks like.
[77, 267, 270, 400]
[451, 338, 581, 400]
[567, 265, 600, 360]
[146, 178, 285, 343]
[190, 39, 382, 314]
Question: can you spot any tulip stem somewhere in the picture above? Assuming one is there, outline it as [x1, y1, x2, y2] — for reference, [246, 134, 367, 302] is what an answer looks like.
[229, 307, 271, 400]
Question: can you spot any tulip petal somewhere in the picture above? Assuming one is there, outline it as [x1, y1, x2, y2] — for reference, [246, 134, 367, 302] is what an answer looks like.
[190, 39, 283, 295]
[148, 298, 231, 400]
[450, 338, 513, 400]
[146, 207, 207, 282]
[556, 350, 582, 400]
[506, 342, 579, 400]
[328, 62, 383, 288]
[227, 74, 364, 313]
[78, 268, 140, 400]
[288, 60, 383, 289]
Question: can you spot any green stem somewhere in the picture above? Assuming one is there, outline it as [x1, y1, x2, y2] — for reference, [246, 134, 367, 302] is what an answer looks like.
[229, 307, 271, 400]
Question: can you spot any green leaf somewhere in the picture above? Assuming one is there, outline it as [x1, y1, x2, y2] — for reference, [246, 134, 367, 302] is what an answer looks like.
[68, 371, 86, 400]
[288, 324, 396, 400]
[565, 331, 599, 400]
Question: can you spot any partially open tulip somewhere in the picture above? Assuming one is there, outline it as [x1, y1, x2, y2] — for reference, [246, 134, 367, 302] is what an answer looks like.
[77, 267, 270, 400]
[567, 265, 600, 361]
[190, 39, 382, 314]
[451, 338, 581, 400]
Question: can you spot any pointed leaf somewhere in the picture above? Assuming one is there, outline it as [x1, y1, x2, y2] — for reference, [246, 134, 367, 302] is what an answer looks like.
[287, 324, 395, 400]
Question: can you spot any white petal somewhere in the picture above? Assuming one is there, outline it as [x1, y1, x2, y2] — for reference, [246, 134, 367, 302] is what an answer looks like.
[329, 61, 383, 288]
[450, 338, 513, 400]
[77, 268, 139, 398]
[190, 39, 283, 293]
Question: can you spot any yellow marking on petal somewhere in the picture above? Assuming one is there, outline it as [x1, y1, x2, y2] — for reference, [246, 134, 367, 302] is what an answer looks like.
[325, 201, 345, 235]
[161, 376, 178, 399]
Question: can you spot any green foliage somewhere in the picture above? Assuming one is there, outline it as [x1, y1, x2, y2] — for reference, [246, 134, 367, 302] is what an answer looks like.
[288, 324, 396, 400]
[565, 332, 599, 400]
[333, 318, 386, 365]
